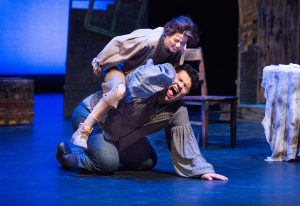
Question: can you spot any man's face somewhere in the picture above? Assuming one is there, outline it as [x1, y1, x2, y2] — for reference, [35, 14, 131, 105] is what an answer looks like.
[161, 70, 192, 103]
[164, 33, 188, 53]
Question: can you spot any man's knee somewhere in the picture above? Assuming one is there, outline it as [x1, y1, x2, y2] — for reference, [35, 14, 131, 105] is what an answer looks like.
[122, 153, 158, 171]
[137, 156, 157, 171]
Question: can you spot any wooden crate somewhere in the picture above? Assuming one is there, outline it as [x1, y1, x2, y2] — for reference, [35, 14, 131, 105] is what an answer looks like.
[0, 78, 34, 125]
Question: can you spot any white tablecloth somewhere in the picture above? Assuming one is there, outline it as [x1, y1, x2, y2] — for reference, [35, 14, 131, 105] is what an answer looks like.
[262, 63, 300, 161]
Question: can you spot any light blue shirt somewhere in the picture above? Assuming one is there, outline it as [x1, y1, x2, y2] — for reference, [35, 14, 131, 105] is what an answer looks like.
[125, 59, 176, 102]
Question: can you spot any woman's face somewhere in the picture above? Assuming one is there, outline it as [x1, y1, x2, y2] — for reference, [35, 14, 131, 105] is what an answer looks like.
[164, 33, 188, 53]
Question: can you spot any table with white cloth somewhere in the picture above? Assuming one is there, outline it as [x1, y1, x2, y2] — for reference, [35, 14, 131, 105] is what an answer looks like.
[262, 63, 300, 161]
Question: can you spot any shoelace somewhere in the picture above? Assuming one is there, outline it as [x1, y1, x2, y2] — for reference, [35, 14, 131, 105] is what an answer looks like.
[80, 129, 90, 140]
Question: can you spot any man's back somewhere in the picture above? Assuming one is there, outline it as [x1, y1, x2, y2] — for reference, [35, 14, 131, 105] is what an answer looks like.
[99, 93, 181, 145]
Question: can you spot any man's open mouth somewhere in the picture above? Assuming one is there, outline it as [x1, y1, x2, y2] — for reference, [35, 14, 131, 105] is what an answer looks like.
[167, 86, 179, 97]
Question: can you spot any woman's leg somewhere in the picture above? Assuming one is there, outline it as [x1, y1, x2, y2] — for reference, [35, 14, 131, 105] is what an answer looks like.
[89, 69, 126, 121]
[72, 69, 125, 149]
[59, 103, 119, 174]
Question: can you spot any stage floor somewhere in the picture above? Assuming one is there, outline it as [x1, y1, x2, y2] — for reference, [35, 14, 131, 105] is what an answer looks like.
[0, 94, 299, 205]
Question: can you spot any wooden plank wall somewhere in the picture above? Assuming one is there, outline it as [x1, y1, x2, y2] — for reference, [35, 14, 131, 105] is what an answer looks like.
[257, 0, 300, 103]
[238, 0, 259, 104]
[238, 0, 300, 104]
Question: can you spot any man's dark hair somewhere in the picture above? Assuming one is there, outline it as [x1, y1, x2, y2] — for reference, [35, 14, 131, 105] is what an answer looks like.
[163, 16, 199, 47]
[175, 64, 199, 90]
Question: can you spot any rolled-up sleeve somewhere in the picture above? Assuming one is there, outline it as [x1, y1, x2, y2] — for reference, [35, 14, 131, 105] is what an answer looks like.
[91, 28, 164, 76]
[97, 36, 146, 65]
[167, 106, 215, 177]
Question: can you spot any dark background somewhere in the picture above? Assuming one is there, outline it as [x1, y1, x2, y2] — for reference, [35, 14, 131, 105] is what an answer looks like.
[149, 0, 239, 96]
[10, 0, 238, 96]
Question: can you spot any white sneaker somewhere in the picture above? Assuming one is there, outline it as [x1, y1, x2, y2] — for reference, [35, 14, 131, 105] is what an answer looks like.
[71, 123, 93, 149]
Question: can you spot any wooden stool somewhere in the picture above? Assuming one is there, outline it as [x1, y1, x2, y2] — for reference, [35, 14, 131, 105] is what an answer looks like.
[0, 78, 34, 125]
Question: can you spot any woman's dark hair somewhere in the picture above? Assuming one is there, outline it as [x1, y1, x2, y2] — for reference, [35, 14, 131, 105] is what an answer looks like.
[175, 64, 199, 90]
[163, 16, 199, 47]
